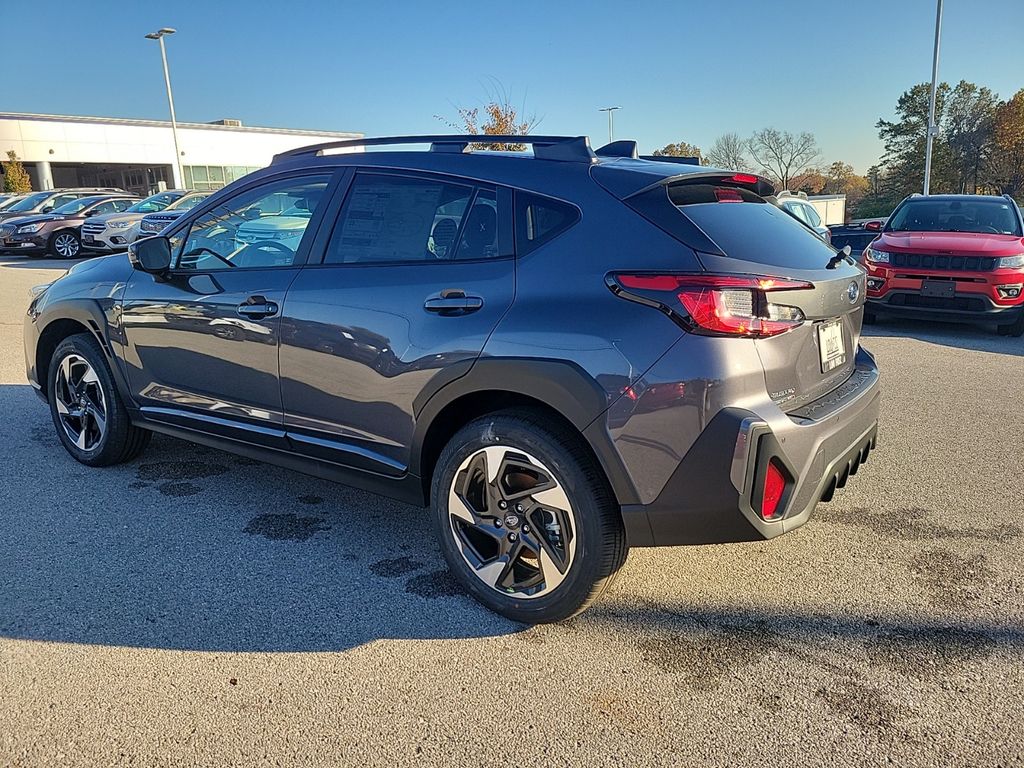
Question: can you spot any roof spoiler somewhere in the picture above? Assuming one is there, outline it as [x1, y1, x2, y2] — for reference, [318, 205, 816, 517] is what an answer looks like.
[639, 155, 701, 165]
[272, 134, 596, 164]
[627, 171, 776, 200]
[595, 140, 638, 158]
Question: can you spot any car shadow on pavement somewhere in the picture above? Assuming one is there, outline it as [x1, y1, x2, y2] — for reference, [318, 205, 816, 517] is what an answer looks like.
[862, 319, 1024, 357]
[0, 257, 79, 271]
[0, 389, 524, 652]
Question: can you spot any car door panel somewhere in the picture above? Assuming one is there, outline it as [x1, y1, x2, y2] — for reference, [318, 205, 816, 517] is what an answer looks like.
[279, 170, 515, 475]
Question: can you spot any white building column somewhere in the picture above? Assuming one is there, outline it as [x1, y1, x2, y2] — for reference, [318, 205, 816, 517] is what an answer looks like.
[33, 160, 55, 190]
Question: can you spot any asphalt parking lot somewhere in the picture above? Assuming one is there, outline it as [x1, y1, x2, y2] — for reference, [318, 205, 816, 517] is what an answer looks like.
[1, 254, 1022, 767]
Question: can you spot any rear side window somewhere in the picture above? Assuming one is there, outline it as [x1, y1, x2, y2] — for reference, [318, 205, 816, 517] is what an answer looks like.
[325, 173, 502, 264]
[515, 191, 579, 256]
[666, 183, 835, 270]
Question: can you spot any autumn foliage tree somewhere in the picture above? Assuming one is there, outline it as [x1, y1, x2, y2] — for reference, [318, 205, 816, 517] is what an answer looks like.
[438, 93, 539, 151]
[2, 150, 32, 194]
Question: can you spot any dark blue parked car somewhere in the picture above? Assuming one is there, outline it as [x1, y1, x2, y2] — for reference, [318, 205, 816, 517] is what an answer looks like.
[24, 135, 880, 622]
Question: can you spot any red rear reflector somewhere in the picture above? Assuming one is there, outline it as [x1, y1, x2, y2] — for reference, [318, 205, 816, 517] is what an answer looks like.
[730, 173, 759, 185]
[762, 459, 786, 520]
[714, 188, 744, 203]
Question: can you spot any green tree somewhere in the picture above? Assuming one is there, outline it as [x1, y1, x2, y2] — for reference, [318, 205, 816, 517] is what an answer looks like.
[1, 150, 32, 194]
[651, 141, 702, 160]
[876, 82, 953, 197]
[944, 81, 999, 193]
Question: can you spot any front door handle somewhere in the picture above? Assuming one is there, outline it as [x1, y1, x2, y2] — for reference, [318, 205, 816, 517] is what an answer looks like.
[237, 295, 279, 319]
[424, 289, 483, 315]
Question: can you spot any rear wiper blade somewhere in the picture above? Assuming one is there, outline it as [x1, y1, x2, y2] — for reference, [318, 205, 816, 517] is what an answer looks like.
[826, 245, 852, 270]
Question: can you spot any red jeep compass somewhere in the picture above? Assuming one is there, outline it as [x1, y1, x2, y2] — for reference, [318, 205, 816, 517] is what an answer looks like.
[862, 194, 1024, 336]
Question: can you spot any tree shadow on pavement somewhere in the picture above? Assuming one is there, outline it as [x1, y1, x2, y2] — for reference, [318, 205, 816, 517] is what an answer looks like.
[863, 318, 1024, 357]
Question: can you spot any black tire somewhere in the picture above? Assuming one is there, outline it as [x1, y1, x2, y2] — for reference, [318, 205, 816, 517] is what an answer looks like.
[48, 230, 81, 259]
[48, 333, 151, 467]
[431, 409, 627, 623]
[997, 313, 1024, 337]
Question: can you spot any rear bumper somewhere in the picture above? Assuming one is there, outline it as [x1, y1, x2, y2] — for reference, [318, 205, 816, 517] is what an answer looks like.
[621, 346, 881, 547]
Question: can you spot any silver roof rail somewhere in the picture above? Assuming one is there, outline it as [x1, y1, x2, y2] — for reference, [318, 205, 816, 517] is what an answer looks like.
[272, 135, 596, 164]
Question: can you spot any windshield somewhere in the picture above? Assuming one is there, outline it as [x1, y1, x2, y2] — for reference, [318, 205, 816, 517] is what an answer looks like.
[8, 192, 52, 212]
[127, 192, 183, 214]
[52, 198, 95, 215]
[886, 198, 1022, 236]
[167, 193, 210, 212]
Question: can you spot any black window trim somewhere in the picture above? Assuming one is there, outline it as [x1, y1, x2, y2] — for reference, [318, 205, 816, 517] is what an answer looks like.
[309, 167, 515, 268]
[162, 168, 343, 275]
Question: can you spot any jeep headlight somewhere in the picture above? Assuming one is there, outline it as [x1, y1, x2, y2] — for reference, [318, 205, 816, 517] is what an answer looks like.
[996, 254, 1024, 269]
[865, 247, 891, 264]
[16, 223, 44, 234]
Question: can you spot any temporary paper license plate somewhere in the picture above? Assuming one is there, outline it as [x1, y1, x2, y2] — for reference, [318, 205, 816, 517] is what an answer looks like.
[818, 320, 846, 373]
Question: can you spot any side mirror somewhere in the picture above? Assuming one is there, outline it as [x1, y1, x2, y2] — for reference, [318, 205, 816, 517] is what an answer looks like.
[41, 206, 54, 213]
[128, 236, 172, 273]
[83, 210, 96, 217]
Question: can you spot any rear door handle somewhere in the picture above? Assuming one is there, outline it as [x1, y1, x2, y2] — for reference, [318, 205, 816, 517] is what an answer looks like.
[237, 295, 279, 319]
[424, 290, 483, 315]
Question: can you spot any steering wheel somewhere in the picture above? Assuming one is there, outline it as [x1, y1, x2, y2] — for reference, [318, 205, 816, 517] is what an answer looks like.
[181, 246, 236, 268]
[980, 225, 1001, 234]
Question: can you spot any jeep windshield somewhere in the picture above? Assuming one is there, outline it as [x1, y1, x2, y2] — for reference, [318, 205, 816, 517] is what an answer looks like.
[886, 198, 1022, 236]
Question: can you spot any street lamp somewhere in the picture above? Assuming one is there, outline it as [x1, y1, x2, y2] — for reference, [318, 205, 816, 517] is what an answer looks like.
[145, 27, 184, 190]
[923, 0, 943, 195]
[598, 106, 621, 145]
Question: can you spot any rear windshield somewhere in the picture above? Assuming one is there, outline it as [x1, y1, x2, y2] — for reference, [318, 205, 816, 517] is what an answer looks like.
[886, 198, 1021, 236]
[670, 185, 835, 270]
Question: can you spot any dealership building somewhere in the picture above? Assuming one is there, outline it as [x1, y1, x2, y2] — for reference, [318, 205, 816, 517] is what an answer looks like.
[0, 112, 361, 196]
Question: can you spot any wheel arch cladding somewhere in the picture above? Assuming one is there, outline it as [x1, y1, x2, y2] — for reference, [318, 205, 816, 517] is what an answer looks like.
[35, 318, 94, 397]
[411, 359, 641, 508]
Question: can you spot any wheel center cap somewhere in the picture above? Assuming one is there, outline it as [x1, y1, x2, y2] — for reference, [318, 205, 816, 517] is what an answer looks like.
[503, 514, 520, 528]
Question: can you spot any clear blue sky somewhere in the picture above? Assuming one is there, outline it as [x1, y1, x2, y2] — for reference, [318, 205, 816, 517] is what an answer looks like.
[2, 0, 1022, 173]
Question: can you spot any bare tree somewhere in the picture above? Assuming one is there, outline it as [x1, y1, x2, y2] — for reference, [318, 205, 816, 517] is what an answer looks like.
[704, 133, 749, 170]
[746, 129, 820, 189]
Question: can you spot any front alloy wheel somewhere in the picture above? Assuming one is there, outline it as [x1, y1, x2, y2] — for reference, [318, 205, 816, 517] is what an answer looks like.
[51, 231, 81, 258]
[53, 353, 107, 451]
[449, 446, 577, 599]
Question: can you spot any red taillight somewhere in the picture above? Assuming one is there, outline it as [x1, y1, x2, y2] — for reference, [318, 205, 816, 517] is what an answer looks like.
[762, 459, 787, 520]
[865, 220, 882, 231]
[612, 274, 811, 338]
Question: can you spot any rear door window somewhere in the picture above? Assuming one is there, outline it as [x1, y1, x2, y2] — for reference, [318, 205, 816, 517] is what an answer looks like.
[324, 173, 504, 264]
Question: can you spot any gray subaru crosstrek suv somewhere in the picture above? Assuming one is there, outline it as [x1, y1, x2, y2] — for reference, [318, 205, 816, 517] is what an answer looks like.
[24, 135, 879, 623]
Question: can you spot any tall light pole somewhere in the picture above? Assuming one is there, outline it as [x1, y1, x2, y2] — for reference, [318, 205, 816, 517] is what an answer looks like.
[923, 0, 943, 195]
[598, 106, 621, 144]
[145, 27, 184, 190]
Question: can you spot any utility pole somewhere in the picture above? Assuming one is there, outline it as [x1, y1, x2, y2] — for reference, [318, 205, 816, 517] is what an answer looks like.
[145, 27, 185, 189]
[923, 0, 943, 195]
[598, 106, 621, 145]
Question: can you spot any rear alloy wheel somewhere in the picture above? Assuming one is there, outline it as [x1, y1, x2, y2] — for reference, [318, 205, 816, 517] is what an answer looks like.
[48, 333, 151, 466]
[49, 230, 81, 258]
[432, 412, 627, 623]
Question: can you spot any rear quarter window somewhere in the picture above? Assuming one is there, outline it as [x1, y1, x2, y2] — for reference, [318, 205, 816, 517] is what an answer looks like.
[514, 191, 580, 256]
